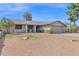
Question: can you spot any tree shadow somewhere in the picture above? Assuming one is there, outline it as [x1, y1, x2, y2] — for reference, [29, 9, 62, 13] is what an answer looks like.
[0, 34, 6, 55]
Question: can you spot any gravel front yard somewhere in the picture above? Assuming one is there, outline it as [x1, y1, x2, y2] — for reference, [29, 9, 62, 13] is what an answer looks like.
[1, 33, 79, 56]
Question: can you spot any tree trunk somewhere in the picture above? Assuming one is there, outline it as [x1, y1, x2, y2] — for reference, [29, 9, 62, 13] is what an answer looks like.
[73, 21, 76, 25]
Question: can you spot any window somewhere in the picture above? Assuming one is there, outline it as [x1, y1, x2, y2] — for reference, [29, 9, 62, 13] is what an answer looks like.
[15, 25, 22, 29]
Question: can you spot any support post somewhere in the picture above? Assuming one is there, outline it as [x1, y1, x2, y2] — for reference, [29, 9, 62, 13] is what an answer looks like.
[33, 25, 36, 32]
[26, 25, 28, 32]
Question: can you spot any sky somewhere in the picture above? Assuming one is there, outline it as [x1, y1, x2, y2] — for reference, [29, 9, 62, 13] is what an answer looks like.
[0, 3, 79, 25]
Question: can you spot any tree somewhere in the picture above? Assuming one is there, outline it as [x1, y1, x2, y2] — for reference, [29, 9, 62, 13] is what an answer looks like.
[0, 18, 14, 33]
[23, 12, 32, 21]
[66, 3, 79, 25]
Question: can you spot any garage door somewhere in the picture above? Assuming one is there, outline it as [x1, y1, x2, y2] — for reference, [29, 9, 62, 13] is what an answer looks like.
[52, 26, 65, 33]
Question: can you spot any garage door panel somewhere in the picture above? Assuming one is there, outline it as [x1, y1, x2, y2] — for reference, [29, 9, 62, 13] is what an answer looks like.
[51, 26, 65, 33]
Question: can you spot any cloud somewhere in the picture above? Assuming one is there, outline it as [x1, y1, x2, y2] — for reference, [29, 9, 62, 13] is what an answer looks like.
[8, 6, 29, 12]
[0, 3, 68, 15]
[49, 3, 69, 8]
[9, 3, 29, 11]
[51, 3, 69, 8]
[0, 3, 30, 14]
[30, 3, 69, 8]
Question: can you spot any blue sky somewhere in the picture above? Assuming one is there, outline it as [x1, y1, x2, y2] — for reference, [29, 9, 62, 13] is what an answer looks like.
[0, 3, 79, 25]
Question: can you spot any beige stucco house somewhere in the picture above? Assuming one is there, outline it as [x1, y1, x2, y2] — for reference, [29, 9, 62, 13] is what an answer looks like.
[9, 20, 67, 33]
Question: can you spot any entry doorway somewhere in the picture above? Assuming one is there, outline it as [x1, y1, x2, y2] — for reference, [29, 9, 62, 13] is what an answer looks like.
[28, 25, 33, 32]
[27, 25, 43, 33]
[36, 26, 43, 32]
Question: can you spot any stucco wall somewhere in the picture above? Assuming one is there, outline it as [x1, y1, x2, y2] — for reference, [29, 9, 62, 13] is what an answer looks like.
[12, 25, 26, 33]
[9, 24, 66, 33]
[43, 25, 51, 31]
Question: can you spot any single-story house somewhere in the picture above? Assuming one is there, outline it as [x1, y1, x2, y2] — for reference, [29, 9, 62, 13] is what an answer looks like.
[9, 20, 67, 33]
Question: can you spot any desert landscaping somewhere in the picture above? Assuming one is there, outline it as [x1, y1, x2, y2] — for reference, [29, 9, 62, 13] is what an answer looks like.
[0, 3, 79, 56]
[0, 33, 79, 56]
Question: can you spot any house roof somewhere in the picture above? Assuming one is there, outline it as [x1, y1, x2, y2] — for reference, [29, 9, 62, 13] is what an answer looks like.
[12, 20, 26, 25]
[26, 21, 47, 25]
[12, 19, 66, 26]
[49, 21, 67, 27]
[12, 19, 47, 25]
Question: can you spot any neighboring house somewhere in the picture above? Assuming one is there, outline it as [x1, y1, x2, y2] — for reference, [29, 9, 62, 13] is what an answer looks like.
[9, 20, 67, 33]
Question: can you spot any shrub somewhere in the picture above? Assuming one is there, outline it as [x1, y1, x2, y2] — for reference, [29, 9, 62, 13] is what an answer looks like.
[71, 25, 78, 33]
[26, 34, 38, 40]
[26, 34, 33, 39]
[66, 25, 78, 33]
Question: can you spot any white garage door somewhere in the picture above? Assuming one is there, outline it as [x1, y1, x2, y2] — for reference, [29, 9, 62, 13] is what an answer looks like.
[52, 26, 65, 33]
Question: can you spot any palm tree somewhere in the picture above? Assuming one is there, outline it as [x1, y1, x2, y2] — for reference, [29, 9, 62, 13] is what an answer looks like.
[23, 12, 32, 21]
[0, 18, 14, 33]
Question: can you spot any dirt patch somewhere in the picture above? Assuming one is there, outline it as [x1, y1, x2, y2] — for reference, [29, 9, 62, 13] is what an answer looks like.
[1, 33, 79, 56]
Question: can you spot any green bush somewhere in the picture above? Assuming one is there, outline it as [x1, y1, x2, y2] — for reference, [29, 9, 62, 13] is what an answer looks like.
[26, 34, 33, 39]
[67, 25, 78, 33]
[71, 25, 78, 33]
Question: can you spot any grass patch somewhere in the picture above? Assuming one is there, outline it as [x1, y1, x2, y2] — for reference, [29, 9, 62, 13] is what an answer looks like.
[5, 34, 23, 39]
[26, 34, 39, 40]
[5, 34, 39, 40]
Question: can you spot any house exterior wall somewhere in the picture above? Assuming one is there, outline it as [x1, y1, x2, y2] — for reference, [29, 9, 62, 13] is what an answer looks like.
[12, 25, 26, 33]
[43, 25, 51, 31]
[9, 23, 66, 33]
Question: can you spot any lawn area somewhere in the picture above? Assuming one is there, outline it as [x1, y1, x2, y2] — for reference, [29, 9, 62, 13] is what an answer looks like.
[5, 34, 27, 38]
[5, 34, 39, 40]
